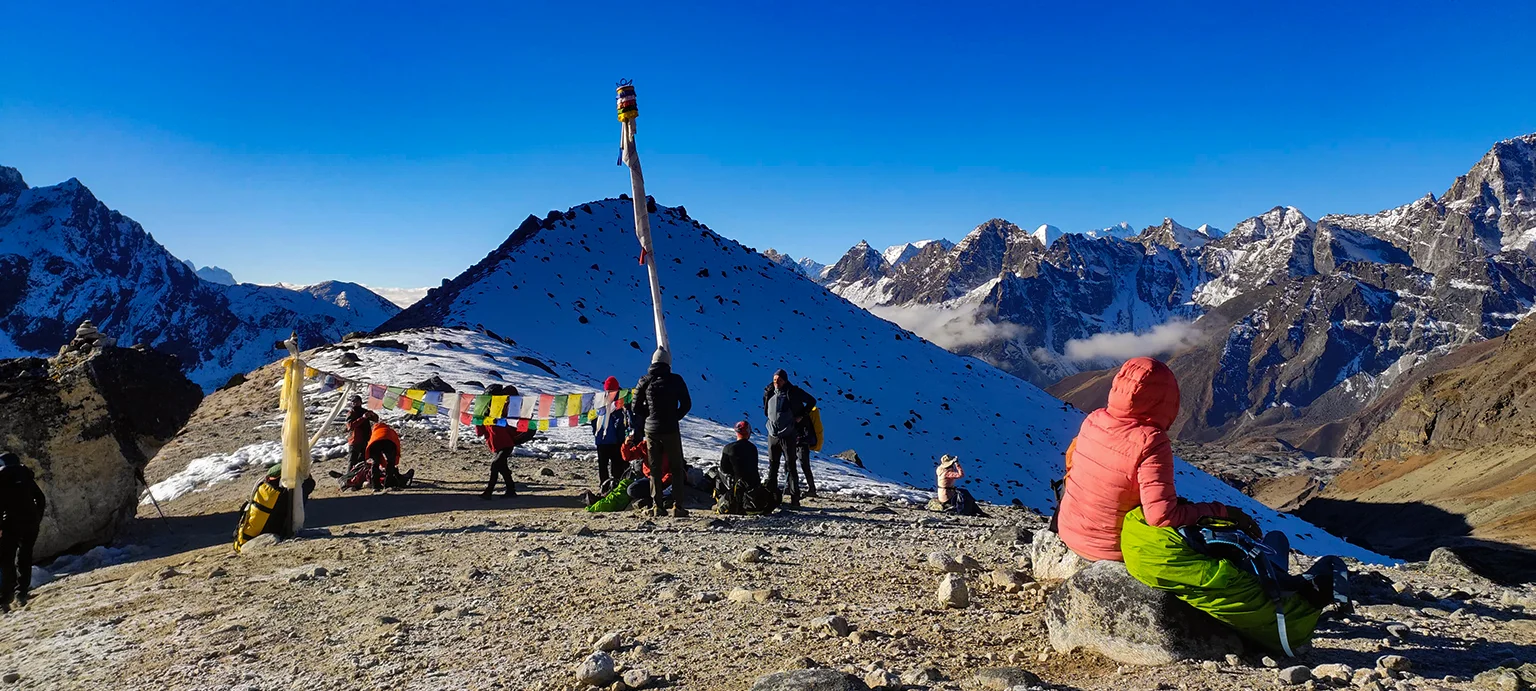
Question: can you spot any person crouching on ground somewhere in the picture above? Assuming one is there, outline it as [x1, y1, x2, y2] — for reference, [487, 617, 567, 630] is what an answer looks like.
[929, 455, 984, 516]
[367, 421, 415, 491]
[1055, 356, 1344, 655]
[630, 347, 692, 517]
[591, 376, 630, 493]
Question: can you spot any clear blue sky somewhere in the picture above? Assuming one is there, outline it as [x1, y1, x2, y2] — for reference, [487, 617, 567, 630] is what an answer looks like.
[4, 1, 1535, 288]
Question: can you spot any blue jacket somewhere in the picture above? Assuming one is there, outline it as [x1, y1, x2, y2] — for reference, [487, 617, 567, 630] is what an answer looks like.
[592, 404, 630, 445]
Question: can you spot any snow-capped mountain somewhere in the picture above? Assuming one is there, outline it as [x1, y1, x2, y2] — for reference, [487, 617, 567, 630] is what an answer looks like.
[181, 262, 236, 285]
[1030, 224, 1062, 246]
[0, 166, 398, 390]
[378, 197, 1378, 560]
[823, 133, 1536, 456]
[1084, 222, 1138, 240]
[298, 281, 403, 328]
[882, 239, 953, 269]
[760, 248, 826, 279]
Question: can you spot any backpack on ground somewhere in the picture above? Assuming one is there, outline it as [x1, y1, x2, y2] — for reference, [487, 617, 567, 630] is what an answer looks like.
[234, 481, 285, 552]
[1176, 522, 1343, 658]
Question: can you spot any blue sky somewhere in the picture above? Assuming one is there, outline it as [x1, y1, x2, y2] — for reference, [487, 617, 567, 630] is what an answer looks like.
[3, 1, 1535, 289]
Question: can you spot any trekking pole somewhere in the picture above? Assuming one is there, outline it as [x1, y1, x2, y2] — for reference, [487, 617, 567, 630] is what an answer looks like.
[616, 80, 670, 352]
[135, 468, 173, 532]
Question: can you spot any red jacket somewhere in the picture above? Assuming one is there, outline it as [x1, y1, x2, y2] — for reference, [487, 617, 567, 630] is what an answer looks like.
[346, 408, 378, 446]
[477, 425, 525, 452]
[1056, 357, 1227, 562]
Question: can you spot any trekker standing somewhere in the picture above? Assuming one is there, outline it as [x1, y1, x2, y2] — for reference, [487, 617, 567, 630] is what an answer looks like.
[591, 376, 630, 492]
[630, 348, 692, 517]
[344, 395, 378, 475]
[475, 424, 524, 499]
[0, 452, 46, 613]
[762, 369, 816, 508]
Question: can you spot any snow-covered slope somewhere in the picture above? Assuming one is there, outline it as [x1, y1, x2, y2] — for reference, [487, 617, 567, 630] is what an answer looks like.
[0, 166, 396, 390]
[299, 281, 402, 328]
[378, 198, 1385, 561]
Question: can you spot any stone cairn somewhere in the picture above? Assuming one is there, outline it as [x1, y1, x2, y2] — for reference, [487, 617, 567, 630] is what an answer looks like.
[54, 320, 117, 359]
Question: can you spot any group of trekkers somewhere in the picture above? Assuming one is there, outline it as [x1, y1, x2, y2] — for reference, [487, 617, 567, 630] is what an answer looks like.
[1053, 356, 1349, 657]
[573, 350, 826, 517]
[232, 346, 1351, 658]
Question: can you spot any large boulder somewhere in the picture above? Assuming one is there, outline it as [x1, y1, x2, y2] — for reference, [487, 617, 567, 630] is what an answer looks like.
[1030, 529, 1090, 580]
[0, 347, 201, 560]
[749, 669, 871, 691]
[1044, 560, 1243, 665]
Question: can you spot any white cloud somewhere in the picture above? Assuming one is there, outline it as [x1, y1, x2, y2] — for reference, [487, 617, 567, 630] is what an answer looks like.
[364, 286, 432, 309]
[1062, 321, 1200, 363]
[868, 304, 1024, 350]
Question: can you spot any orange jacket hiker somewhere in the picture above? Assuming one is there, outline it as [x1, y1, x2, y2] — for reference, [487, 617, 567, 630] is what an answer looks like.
[1056, 357, 1227, 562]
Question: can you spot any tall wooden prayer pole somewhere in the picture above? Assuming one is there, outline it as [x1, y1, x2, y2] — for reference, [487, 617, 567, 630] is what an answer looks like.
[617, 81, 670, 353]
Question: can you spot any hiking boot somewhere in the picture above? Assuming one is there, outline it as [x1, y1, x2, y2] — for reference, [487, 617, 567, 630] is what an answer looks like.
[0, 602, 9, 614]
[15, 593, 28, 607]
[504, 484, 517, 498]
[403, 469, 415, 487]
[671, 505, 690, 518]
[479, 490, 494, 501]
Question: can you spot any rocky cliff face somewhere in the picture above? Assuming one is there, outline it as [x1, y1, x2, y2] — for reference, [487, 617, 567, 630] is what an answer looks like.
[833, 134, 1536, 454]
[0, 345, 201, 560]
[0, 165, 398, 389]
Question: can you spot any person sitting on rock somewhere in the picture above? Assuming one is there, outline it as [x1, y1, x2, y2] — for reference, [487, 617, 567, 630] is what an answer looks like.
[366, 422, 415, 491]
[926, 454, 984, 516]
[1055, 356, 1344, 655]
[0, 452, 46, 613]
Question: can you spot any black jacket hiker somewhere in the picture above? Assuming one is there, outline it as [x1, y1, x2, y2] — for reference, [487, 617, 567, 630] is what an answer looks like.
[0, 452, 46, 611]
[632, 362, 692, 439]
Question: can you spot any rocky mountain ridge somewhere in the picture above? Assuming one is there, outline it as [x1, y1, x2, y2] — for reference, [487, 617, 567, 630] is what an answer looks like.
[0, 165, 400, 390]
[825, 134, 1536, 457]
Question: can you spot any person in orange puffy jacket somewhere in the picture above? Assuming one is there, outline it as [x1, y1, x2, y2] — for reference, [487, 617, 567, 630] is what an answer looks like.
[366, 422, 414, 491]
[1055, 357, 1258, 562]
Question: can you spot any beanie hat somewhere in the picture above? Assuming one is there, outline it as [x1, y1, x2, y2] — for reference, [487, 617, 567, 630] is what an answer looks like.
[603, 376, 621, 391]
[734, 421, 752, 435]
[774, 368, 789, 381]
[652, 347, 672, 366]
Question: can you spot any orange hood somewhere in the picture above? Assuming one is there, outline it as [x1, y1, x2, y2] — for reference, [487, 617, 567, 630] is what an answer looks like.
[1105, 357, 1180, 431]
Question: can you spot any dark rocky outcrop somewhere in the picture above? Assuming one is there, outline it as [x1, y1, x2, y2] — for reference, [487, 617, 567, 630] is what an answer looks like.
[0, 345, 201, 560]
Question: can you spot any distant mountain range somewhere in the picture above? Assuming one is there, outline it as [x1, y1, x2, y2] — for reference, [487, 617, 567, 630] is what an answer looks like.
[0, 165, 399, 389]
[946, 132, 1536, 457]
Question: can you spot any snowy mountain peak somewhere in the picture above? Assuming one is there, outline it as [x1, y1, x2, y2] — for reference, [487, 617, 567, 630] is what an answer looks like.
[0, 166, 25, 197]
[1084, 222, 1137, 240]
[1138, 217, 1213, 249]
[181, 261, 237, 285]
[882, 239, 953, 268]
[1031, 224, 1063, 246]
[825, 239, 889, 285]
[0, 165, 398, 389]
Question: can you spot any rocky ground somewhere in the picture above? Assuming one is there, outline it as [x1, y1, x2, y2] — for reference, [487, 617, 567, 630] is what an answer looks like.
[3, 381, 1535, 691]
[1173, 442, 1354, 513]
